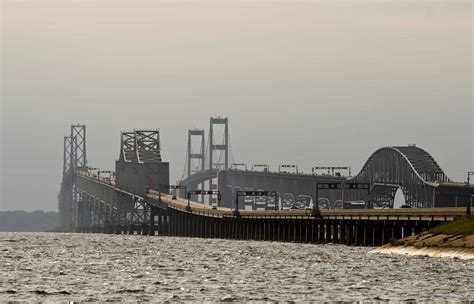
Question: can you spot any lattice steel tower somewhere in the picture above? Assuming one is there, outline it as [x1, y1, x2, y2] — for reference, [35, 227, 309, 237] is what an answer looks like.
[58, 124, 87, 231]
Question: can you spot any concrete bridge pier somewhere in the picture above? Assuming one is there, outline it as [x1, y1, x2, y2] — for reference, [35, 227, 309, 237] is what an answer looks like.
[174, 209, 181, 237]
[251, 219, 256, 240]
[168, 209, 175, 236]
[365, 221, 374, 246]
[339, 220, 347, 244]
[114, 225, 122, 234]
[381, 221, 392, 244]
[309, 220, 315, 243]
[345, 223, 353, 245]
[158, 208, 169, 236]
[353, 220, 364, 246]
[270, 220, 276, 241]
[149, 206, 157, 236]
[326, 220, 333, 243]
[372, 221, 384, 246]
[156, 209, 163, 236]
[320, 221, 328, 243]
[96, 202, 103, 233]
[102, 206, 108, 234]
[294, 220, 300, 243]
[255, 220, 261, 241]
[319, 221, 324, 243]
[128, 224, 135, 235]
[188, 213, 194, 237]
[403, 220, 415, 238]
[164, 209, 170, 236]
[104, 221, 113, 234]
[280, 220, 287, 242]
[141, 224, 149, 235]
[330, 220, 338, 243]
[393, 221, 404, 240]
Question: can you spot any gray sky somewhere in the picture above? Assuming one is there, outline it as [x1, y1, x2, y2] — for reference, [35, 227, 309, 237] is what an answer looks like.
[1, 0, 472, 211]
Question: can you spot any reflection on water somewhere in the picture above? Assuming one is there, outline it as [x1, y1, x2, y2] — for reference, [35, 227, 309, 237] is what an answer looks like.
[0, 233, 473, 301]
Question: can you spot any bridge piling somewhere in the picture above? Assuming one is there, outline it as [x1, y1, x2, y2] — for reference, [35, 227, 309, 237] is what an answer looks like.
[339, 220, 346, 244]
[149, 207, 156, 236]
[345, 223, 352, 245]
[393, 221, 403, 240]
[372, 221, 383, 246]
[317, 221, 324, 244]
[252, 219, 257, 240]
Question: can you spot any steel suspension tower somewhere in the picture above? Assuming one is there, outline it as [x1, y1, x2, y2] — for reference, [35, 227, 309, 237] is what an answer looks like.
[209, 117, 229, 205]
[58, 124, 87, 231]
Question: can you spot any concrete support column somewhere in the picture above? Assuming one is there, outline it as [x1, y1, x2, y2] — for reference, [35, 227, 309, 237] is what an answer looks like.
[319, 221, 324, 243]
[232, 218, 236, 239]
[325, 221, 331, 243]
[164, 209, 169, 236]
[149, 207, 156, 236]
[393, 221, 403, 240]
[339, 220, 346, 244]
[346, 222, 354, 245]
[289, 220, 294, 242]
[382, 221, 392, 244]
[372, 221, 384, 246]
[318, 221, 324, 244]
[295, 220, 302, 243]
[280, 220, 285, 242]
[332, 221, 340, 243]
[245, 220, 252, 240]
[257, 219, 261, 240]
[366, 220, 375, 246]
[141, 223, 149, 236]
[168, 209, 174, 236]
[156, 209, 163, 236]
[175, 211, 180, 237]
[304, 220, 310, 243]
[355, 221, 365, 246]
[261, 220, 265, 241]
[271, 220, 276, 241]
[404, 220, 416, 238]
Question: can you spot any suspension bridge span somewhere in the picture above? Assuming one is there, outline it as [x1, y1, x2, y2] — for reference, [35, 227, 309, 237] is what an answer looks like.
[58, 121, 473, 246]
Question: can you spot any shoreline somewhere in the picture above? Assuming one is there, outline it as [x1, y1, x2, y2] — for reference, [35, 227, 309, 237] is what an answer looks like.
[370, 243, 474, 260]
[370, 233, 474, 260]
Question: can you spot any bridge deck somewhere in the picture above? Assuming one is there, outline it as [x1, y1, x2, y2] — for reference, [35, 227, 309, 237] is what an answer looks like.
[79, 173, 471, 222]
[149, 192, 470, 221]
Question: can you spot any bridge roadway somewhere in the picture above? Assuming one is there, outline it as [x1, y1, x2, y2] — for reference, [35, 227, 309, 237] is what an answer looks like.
[143, 193, 472, 246]
[152, 191, 465, 222]
[75, 173, 471, 247]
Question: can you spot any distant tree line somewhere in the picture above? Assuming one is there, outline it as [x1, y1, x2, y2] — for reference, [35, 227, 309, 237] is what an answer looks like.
[0, 210, 59, 232]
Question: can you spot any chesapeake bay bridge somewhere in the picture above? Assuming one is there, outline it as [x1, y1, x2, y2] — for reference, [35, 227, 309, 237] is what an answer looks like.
[58, 118, 473, 246]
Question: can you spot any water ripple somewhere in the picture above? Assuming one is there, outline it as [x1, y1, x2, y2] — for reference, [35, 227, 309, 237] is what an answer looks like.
[0, 232, 472, 301]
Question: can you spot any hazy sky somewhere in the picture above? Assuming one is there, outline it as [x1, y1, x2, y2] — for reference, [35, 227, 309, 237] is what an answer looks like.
[1, 0, 472, 211]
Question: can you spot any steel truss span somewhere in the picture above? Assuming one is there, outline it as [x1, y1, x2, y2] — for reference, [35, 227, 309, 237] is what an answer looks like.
[347, 146, 450, 208]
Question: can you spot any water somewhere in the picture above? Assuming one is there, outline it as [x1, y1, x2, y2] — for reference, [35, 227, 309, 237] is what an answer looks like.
[1, 233, 473, 302]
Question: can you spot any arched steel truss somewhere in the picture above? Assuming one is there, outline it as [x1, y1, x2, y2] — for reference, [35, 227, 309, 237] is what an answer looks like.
[347, 146, 450, 208]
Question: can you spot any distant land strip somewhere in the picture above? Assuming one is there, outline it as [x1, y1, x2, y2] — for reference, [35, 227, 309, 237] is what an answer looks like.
[0, 211, 58, 232]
